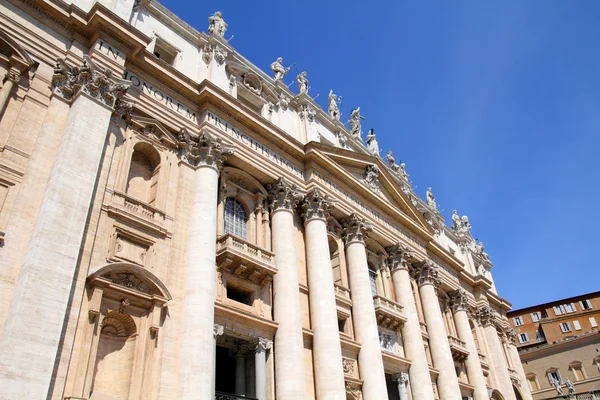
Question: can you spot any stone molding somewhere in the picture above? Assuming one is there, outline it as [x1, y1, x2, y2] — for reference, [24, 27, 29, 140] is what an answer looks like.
[300, 187, 334, 223]
[476, 305, 495, 327]
[386, 243, 413, 272]
[411, 259, 441, 288]
[341, 213, 371, 245]
[178, 128, 235, 170]
[449, 289, 469, 313]
[4, 67, 20, 83]
[51, 57, 133, 119]
[266, 177, 302, 212]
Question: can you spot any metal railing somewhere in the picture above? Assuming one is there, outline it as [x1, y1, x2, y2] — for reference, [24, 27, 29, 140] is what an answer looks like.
[216, 392, 259, 400]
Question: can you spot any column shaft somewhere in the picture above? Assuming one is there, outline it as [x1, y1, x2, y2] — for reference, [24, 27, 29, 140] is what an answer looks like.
[388, 244, 435, 400]
[0, 74, 16, 115]
[0, 93, 113, 398]
[255, 347, 267, 400]
[507, 340, 533, 400]
[235, 354, 246, 396]
[453, 308, 489, 400]
[343, 214, 387, 399]
[268, 178, 307, 399]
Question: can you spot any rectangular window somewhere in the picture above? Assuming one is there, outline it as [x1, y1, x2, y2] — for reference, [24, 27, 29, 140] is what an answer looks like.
[369, 268, 378, 297]
[513, 316, 524, 327]
[518, 333, 529, 343]
[590, 317, 598, 328]
[554, 306, 564, 316]
[580, 300, 593, 310]
[226, 285, 253, 306]
[573, 320, 581, 330]
[531, 312, 541, 322]
[565, 303, 576, 313]
[560, 322, 571, 333]
[152, 36, 178, 66]
[548, 371, 561, 384]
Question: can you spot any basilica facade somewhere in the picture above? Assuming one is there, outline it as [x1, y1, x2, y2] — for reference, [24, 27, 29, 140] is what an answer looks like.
[0, 1, 533, 400]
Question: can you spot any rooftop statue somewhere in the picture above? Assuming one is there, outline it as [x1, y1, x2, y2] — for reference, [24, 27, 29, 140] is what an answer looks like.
[452, 209, 472, 234]
[386, 151, 410, 180]
[349, 107, 365, 138]
[365, 129, 379, 156]
[296, 71, 309, 94]
[475, 241, 490, 260]
[426, 187, 437, 209]
[328, 90, 340, 121]
[270, 57, 292, 83]
[208, 11, 228, 37]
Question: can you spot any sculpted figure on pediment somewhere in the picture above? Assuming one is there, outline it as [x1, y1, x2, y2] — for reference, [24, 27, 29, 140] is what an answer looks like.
[349, 107, 365, 138]
[365, 129, 379, 156]
[328, 90, 341, 121]
[208, 11, 228, 37]
[270, 57, 292, 83]
[363, 164, 380, 192]
[426, 187, 437, 209]
[452, 209, 472, 234]
[296, 71, 309, 94]
[475, 241, 490, 260]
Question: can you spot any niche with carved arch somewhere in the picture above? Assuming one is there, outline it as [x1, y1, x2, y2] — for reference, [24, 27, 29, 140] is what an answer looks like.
[63, 262, 171, 400]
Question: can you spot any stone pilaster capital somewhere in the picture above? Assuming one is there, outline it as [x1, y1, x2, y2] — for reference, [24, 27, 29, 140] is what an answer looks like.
[178, 128, 235, 171]
[253, 337, 273, 353]
[51, 56, 133, 120]
[448, 289, 470, 313]
[386, 243, 413, 272]
[411, 259, 441, 288]
[300, 187, 334, 223]
[267, 177, 302, 212]
[341, 213, 372, 245]
[392, 372, 409, 385]
[213, 324, 224, 339]
[476, 305, 495, 327]
[505, 328, 517, 345]
[4, 67, 20, 84]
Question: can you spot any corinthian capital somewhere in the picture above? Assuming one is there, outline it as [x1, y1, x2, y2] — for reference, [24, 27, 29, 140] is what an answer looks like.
[253, 337, 273, 353]
[411, 260, 441, 288]
[178, 128, 235, 170]
[267, 177, 302, 212]
[448, 289, 469, 313]
[301, 187, 334, 222]
[213, 324, 224, 339]
[476, 305, 495, 327]
[386, 243, 413, 272]
[505, 328, 517, 345]
[341, 213, 372, 245]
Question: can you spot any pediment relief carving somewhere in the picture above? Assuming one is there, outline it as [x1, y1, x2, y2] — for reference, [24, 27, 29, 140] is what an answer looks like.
[129, 116, 179, 148]
[88, 262, 172, 301]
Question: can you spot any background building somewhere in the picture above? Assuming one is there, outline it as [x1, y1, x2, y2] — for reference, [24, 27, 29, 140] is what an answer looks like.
[0, 0, 533, 399]
[508, 292, 600, 399]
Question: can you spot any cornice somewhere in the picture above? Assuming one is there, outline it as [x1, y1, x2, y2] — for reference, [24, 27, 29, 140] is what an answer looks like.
[519, 331, 600, 361]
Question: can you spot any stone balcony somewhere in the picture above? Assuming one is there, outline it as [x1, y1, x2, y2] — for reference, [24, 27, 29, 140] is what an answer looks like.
[216, 234, 277, 285]
[373, 295, 407, 331]
[478, 352, 490, 371]
[104, 190, 170, 237]
[447, 335, 469, 361]
[334, 284, 352, 307]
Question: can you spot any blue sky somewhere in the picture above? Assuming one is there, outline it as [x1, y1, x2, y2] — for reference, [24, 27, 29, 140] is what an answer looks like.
[160, 1, 600, 309]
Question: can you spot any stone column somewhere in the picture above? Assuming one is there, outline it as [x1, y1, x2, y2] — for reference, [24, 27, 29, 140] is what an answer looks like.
[0, 59, 132, 398]
[267, 178, 307, 400]
[233, 345, 247, 396]
[477, 306, 517, 400]
[254, 338, 272, 400]
[0, 68, 20, 115]
[393, 372, 410, 400]
[387, 244, 435, 400]
[506, 329, 534, 400]
[413, 260, 462, 400]
[449, 290, 489, 400]
[213, 324, 225, 398]
[342, 213, 388, 400]
[301, 188, 346, 399]
[178, 130, 234, 400]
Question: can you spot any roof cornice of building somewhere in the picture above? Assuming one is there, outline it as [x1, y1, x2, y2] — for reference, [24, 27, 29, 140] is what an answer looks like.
[519, 331, 600, 361]
[508, 291, 600, 316]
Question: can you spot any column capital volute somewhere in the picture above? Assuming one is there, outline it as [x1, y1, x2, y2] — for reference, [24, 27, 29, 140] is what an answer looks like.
[411, 259, 441, 289]
[213, 324, 225, 339]
[267, 177, 302, 212]
[300, 187, 335, 223]
[476, 305, 495, 327]
[253, 337, 273, 353]
[392, 371, 409, 384]
[178, 128, 235, 171]
[448, 288, 470, 313]
[386, 243, 413, 272]
[341, 213, 371, 245]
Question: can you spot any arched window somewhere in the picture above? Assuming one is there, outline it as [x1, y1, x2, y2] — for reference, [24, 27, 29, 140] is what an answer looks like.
[126, 143, 160, 205]
[224, 198, 247, 239]
[368, 263, 378, 297]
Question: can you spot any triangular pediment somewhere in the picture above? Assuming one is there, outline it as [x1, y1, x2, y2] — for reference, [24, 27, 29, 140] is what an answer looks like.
[306, 142, 434, 236]
[129, 116, 179, 148]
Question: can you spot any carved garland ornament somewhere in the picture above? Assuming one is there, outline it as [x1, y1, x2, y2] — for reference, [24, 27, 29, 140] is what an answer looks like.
[51, 57, 133, 120]
[267, 177, 302, 211]
[301, 188, 334, 222]
[341, 213, 371, 244]
[178, 128, 235, 169]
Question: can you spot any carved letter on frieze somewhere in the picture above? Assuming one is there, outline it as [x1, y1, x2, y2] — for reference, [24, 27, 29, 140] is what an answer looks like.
[178, 128, 235, 170]
[449, 289, 469, 313]
[341, 213, 372, 245]
[300, 188, 335, 223]
[386, 243, 413, 272]
[267, 177, 302, 212]
[411, 260, 441, 288]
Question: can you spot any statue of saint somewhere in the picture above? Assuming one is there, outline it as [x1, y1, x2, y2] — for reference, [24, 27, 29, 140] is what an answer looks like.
[328, 90, 340, 121]
[565, 378, 575, 394]
[387, 151, 396, 168]
[208, 11, 228, 37]
[452, 210, 461, 231]
[365, 129, 379, 155]
[363, 164, 380, 192]
[399, 162, 409, 180]
[270, 57, 291, 83]
[296, 71, 308, 94]
[426, 187, 437, 209]
[552, 379, 563, 395]
[349, 107, 365, 138]
[476, 242, 489, 260]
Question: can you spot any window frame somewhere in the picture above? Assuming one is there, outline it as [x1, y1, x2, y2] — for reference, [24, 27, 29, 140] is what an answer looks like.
[513, 316, 524, 327]
[580, 300, 593, 310]
[560, 322, 572, 333]
[547, 370, 561, 385]
[224, 197, 248, 240]
[589, 317, 598, 328]
[518, 333, 529, 343]
[531, 312, 541, 322]
[573, 320, 581, 330]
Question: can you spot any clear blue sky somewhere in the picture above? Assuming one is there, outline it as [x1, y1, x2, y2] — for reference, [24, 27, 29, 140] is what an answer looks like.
[159, 1, 600, 309]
